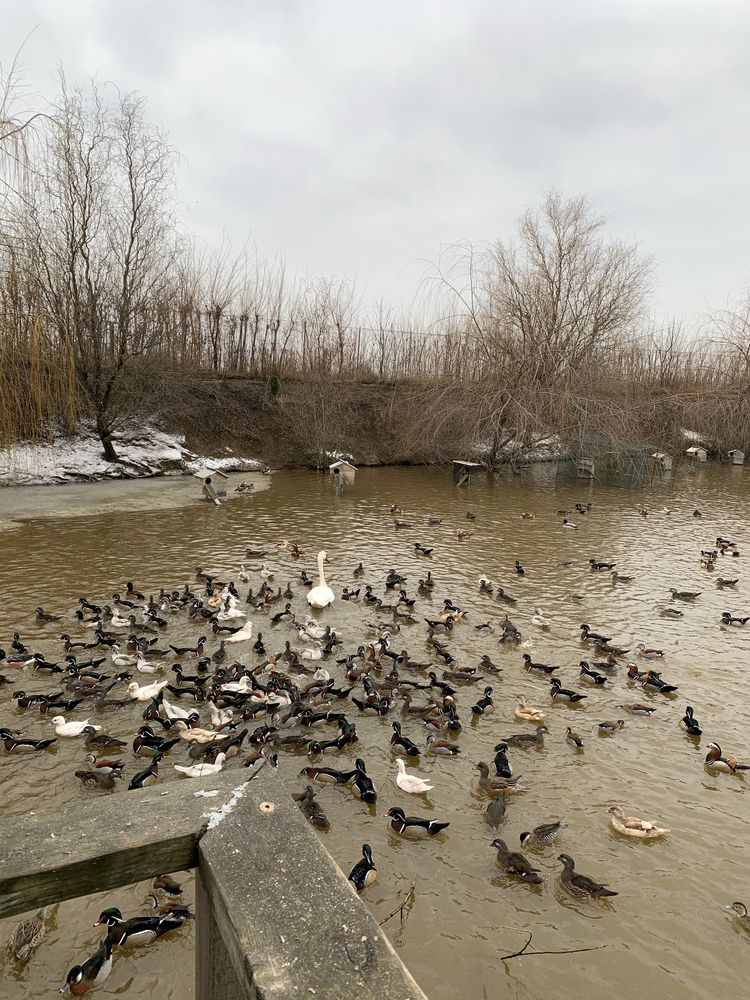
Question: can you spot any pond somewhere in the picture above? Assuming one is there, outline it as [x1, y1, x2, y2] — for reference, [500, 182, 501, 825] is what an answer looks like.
[1, 463, 749, 999]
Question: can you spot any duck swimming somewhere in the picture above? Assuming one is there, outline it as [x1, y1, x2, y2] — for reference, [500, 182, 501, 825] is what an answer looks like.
[388, 806, 449, 836]
[490, 838, 542, 884]
[519, 820, 567, 848]
[705, 742, 750, 773]
[558, 853, 617, 898]
[607, 805, 670, 839]
[348, 843, 377, 892]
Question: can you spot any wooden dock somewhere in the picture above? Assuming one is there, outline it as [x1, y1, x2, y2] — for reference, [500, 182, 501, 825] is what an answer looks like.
[0, 768, 428, 1000]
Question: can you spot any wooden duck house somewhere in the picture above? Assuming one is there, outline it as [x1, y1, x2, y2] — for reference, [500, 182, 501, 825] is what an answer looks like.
[728, 449, 745, 466]
[651, 451, 673, 472]
[193, 467, 229, 502]
[576, 457, 596, 479]
[329, 460, 357, 486]
[452, 460, 484, 486]
[685, 445, 707, 464]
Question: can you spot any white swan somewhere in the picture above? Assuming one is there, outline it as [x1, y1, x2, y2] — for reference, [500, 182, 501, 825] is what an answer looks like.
[307, 551, 335, 609]
[395, 758, 433, 794]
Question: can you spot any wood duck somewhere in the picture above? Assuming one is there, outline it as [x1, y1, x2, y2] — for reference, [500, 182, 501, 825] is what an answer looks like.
[492, 743, 512, 778]
[471, 687, 495, 715]
[348, 844, 377, 892]
[549, 678, 587, 703]
[128, 756, 161, 789]
[522, 654, 559, 675]
[0, 728, 57, 753]
[680, 706, 702, 736]
[351, 758, 377, 802]
[390, 721, 420, 757]
[95, 905, 192, 945]
[60, 937, 112, 994]
[388, 806, 449, 836]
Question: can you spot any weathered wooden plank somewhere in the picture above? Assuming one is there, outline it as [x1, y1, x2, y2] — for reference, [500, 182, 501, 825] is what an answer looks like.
[196, 868, 252, 1000]
[199, 768, 429, 1000]
[0, 772, 245, 919]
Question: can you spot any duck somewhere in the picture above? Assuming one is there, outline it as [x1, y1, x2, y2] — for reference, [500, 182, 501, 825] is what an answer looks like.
[95, 905, 192, 945]
[348, 844, 377, 892]
[566, 727, 584, 750]
[388, 806, 449, 836]
[471, 687, 495, 715]
[484, 794, 506, 828]
[351, 758, 378, 802]
[531, 608, 551, 628]
[395, 757, 433, 794]
[549, 678, 587, 703]
[390, 721, 420, 757]
[307, 551, 335, 609]
[51, 716, 101, 738]
[292, 785, 330, 829]
[723, 902, 750, 930]
[704, 742, 750, 773]
[298, 764, 356, 785]
[669, 588, 701, 600]
[636, 643, 665, 659]
[127, 679, 168, 701]
[519, 820, 567, 848]
[659, 607, 684, 620]
[611, 570, 634, 583]
[223, 620, 255, 643]
[562, 519, 577, 529]
[476, 761, 518, 799]
[680, 706, 702, 736]
[0, 727, 57, 752]
[579, 661, 607, 685]
[589, 559, 616, 571]
[721, 612, 750, 627]
[425, 735, 461, 755]
[617, 703, 657, 716]
[558, 853, 617, 898]
[598, 719, 625, 735]
[607, 805, 670, 838]
[515, 695, 545, 722]
[716, 578, 738, 588]
[490, 839, 542, 884]
[75, 768, 120, 790]
[174, 752, 227, 778]
[492, 742, 512, 778]
[128, 757, 161, 789]
[514, 560, 525, 574]
[504, 725, 548, 748]
[640, 669, 678, 695]
[522, 654, 559, 675]
[59, 937, 113, 994]
[8, 905, 52, 965]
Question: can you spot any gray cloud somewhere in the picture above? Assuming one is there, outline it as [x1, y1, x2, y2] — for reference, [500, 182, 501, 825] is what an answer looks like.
[5, 0, 750, 319]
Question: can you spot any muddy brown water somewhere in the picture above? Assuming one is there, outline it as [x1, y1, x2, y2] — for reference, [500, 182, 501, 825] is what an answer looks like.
[1, 464, 749, 999]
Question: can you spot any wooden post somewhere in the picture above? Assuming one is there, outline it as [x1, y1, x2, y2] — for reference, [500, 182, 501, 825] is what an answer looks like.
[196, 867, 251, 1000]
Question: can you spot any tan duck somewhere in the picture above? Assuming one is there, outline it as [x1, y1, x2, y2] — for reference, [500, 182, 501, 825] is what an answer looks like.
[515, 695, 545, 722]
[7, 905, 53, 965]
[607, 805, 670, 839]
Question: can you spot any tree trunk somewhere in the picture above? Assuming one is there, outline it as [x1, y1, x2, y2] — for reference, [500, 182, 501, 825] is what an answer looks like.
[96, 413, 119, 461]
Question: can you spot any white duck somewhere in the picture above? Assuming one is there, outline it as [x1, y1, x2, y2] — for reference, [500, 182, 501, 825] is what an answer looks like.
[160, 697, 195, 721]
[395, 758, 433, 794]
[109, 611, 131, 629]
[216, 600, 246, 622]
[531, 607, 551, 629]
[607, 805, 670, 839]
[224, 620, 254, 644]
[238, 564, 250, 583]
[307, 551, 335, 609]
[208, 702, 233, 728]
[174, 753, 226, 778]
[259, 564, 274, 581]
[136, 653, 162, 674]
[301, 642, 323, 661]
[111, 645, 136, 667]
[51, 716, 101, 737]
[127, 679, 168, 702]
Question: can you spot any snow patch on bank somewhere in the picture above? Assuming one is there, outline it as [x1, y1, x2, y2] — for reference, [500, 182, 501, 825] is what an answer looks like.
[0, 424, 263, 487]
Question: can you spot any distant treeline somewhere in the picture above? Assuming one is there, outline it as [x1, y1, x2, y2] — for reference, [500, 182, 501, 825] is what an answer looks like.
[1, 78, 748, 464]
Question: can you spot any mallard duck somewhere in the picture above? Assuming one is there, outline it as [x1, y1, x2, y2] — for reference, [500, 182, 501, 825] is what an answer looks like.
[348, 844, 377, 891]
[724, 902, 750, 929]
[7, 906, 52, 965]
[607, 805, 670, 838]
[558, 853, 617, 897]
[491, 838, 542, 883]
[388, 806, 449, 836]
[705, 742, 750, 772]
[515, 695, 545, 722]
[520, 821, 567, 848]
[395, 758, 432, 794]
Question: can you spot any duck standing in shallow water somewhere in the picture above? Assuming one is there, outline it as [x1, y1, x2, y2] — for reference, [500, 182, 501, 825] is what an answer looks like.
[348, 843, 377, 892]
[608, 805, 670, 838]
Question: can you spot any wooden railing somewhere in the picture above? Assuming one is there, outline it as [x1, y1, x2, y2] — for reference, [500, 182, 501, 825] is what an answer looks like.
[0, 768, 428, 1000]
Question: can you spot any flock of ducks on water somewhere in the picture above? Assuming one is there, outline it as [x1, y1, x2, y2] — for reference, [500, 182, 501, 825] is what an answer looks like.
[2, 502, 750, 990]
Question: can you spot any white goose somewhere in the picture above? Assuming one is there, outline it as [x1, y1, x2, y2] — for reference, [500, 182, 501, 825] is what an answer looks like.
[174, 752, 226, 778]
[395, 758, 433, 794]
[307, 551, 335, 609]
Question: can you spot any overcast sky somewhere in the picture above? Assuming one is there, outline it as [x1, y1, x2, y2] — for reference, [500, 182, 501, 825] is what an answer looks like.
[4, 1, 750, 321]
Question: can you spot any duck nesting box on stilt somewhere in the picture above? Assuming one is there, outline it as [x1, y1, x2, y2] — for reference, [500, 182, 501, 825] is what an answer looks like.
[576, 458, 596, 479]
[452, 460, 484, 486]
[651, 451, 673, 472]
[194, 467, 229, 503]
[686, 446, 707, 464]
[329, 460, 357, 495]
[728, 449, 745, 466]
